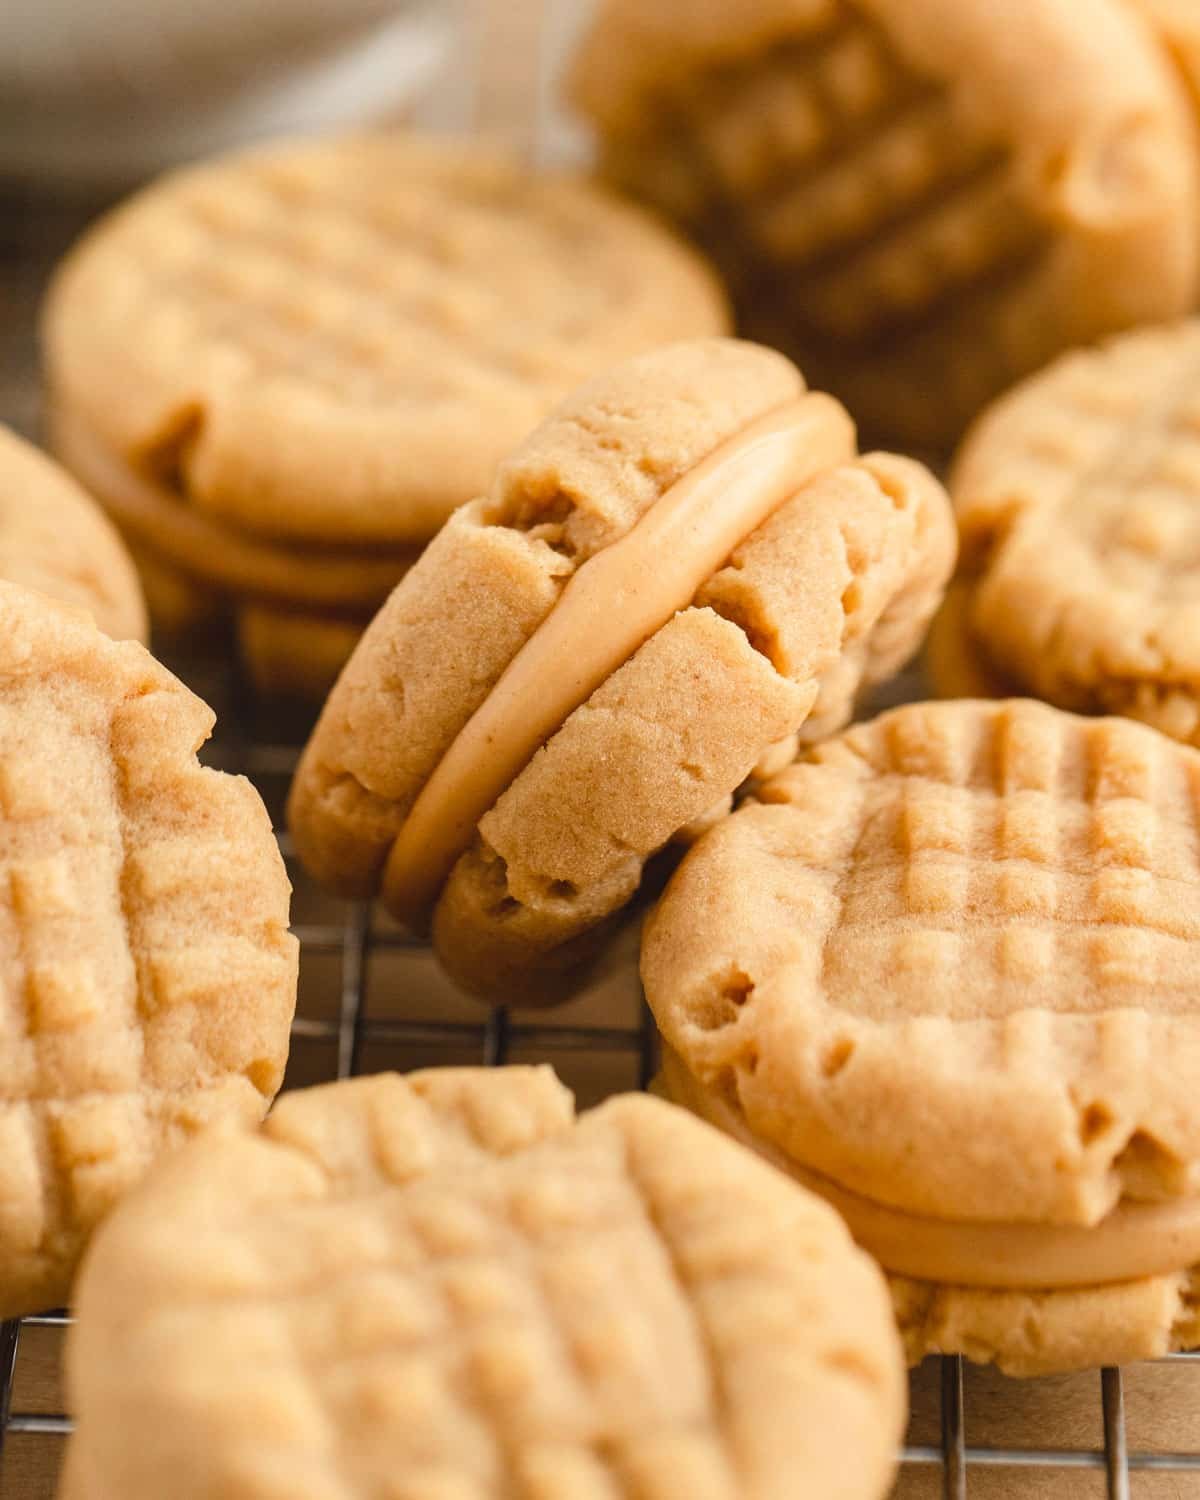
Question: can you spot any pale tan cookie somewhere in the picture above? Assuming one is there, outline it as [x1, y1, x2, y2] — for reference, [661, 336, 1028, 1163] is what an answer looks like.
[44, 131, 730, 546]
[61, 1067, 905, 1500]
[571, 0, 1200, 450]
[644, 697, 1200, 1375]
[951, 320, 1200, 744]
[289, 339, 955, 1004]
[0, 581, 297, 1318]
[0, 425, 146, 643]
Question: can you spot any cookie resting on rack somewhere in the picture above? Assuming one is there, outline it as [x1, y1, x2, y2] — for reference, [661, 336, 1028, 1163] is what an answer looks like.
[645, 697, 1200, 1375]
[570, 0, 1200, 450]
[0, 581, 297, 1318]
[287, 338, 956, 1005]
[937, 320, 1200, 746]
[0, 424, 145, 643]
[60, 1067, 905, 1500]
[42, 131, 730, 697]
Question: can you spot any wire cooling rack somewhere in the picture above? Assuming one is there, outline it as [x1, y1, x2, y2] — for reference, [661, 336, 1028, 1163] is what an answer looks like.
[2, 10, 1200, 1487]
[0, 675, 1197, 1500]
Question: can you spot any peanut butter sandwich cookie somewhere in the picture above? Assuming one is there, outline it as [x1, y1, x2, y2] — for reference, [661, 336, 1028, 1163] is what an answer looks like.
[0, 424, 145, 643]
[571, 0, 1200, 450]
[61, 1066, 905, 1500]
[942, 320, 1200, 743]
[1131, 0, 1200, 119]
[645, 697, 1200, 1376]
[43, 132, 729, 697]
[288, 339, 956, 1004]
[0, 581, 297, 1317]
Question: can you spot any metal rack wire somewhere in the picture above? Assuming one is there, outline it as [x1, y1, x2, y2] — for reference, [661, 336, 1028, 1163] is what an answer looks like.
[2, 13, 1199, 1488]
[1, 730, 1198, 1499]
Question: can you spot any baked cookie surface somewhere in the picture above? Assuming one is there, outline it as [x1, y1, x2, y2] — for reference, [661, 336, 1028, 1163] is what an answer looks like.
[289, 339, 955, 1003]
[645, 697, 1200, 1374]
[0, 425, 145, 643]
[949, 320, 1200, 742]
[571, 0, 1200, 449]
[44, 131, 730, 545]
[62, 1067, 905, 1500]
[0, 582, 297, 1318]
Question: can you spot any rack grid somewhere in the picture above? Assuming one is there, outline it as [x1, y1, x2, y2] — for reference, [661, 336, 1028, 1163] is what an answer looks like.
[3, 26, 1200, 1488]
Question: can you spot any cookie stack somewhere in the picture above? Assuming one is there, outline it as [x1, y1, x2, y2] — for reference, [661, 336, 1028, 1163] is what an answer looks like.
[42, 133, 731, 699]
[288, 338, 957, 1002]
[571, 0, 1200, 450]
[647, 697, 1200, 1375]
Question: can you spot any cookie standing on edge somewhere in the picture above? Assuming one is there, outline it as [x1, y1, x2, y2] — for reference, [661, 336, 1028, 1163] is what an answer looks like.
[0, 424, 146, 643]
[288, 339, 956, 1005]
[940, 320, 1200, 743]
[61, 1067, 906, 1500]
[645, 697, 1200, 1377]
[571, 0, 1200, 450]
[0, 582, 297, 1318]
[42, 132, 731, 698]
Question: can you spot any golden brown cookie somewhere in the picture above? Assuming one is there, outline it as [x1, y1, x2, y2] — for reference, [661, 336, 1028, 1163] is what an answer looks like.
[922, 578, 1016, 702]
[0, 424, 145, 643]
[62, 1067, 905, 1500]
[571, 0, 1200, 450]
[949, 320, 1200, 743]
[43, 132, 729, 695]
[0, 581, 297, 1318]
[644, 697, 1200, 1375]
[288, 339, 956, 1004]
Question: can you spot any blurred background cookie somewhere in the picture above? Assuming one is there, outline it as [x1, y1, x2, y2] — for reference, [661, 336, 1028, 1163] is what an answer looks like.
[289, 338, 955, 1004]
[42, 132, 730, 698]
[62, 1067, 904, 1500]
[0, 424, 145, 643]
[646, 698, 1200, 1376]
[0, 581, 297, 1318]
[946, 320, 1200, 744]
[571, 0, 1200, 452]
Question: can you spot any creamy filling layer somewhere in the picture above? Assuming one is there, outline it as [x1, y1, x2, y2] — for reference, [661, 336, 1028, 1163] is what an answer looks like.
[381, 393, 856, 926]
[50, 400, 417, 609]
[660, 1047, 1200, 1289]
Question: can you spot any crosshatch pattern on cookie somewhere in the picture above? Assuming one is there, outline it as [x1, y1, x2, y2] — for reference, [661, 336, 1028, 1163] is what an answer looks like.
[643, 700, 1200, 1223]
[957, 322, 1200, 740]
[65, 1073, 903, 1500]
[596, 2, 1051, 423]
[0, 591, 296, 1315]
[49, 138, 725, 505]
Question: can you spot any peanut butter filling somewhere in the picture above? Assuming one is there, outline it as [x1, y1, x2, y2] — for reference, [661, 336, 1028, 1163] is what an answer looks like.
[661, 1048, 1200, 1290]
[50, 400, 416, 609]
[382, 394, 856, 926]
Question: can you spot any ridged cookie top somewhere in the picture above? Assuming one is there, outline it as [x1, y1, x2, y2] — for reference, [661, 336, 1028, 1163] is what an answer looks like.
[43, 133, 730, 544]
[952, 320, 1200, 743]
[65, 1068, 904, 1500]
[0, 583, 297, 1317]
[643, 698, 1200, 1227]
[571, 0, 1199, 448]
[0, 425, 146, 642]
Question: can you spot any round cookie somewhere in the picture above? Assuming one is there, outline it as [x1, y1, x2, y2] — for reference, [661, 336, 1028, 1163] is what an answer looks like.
[43, 132, 730, 692]
[922, 579, 1017, 702]
[288, 339, 956, 1004]
[570, 0, 1200, 450]
[0, 581, 297, 1318]
[61, 1067, 905, 1500]
[237, 605, 364, 703]
[0, 424, 146, 643]
[949, 319, 1200, 744]
[644, 697, 1200, 1375]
